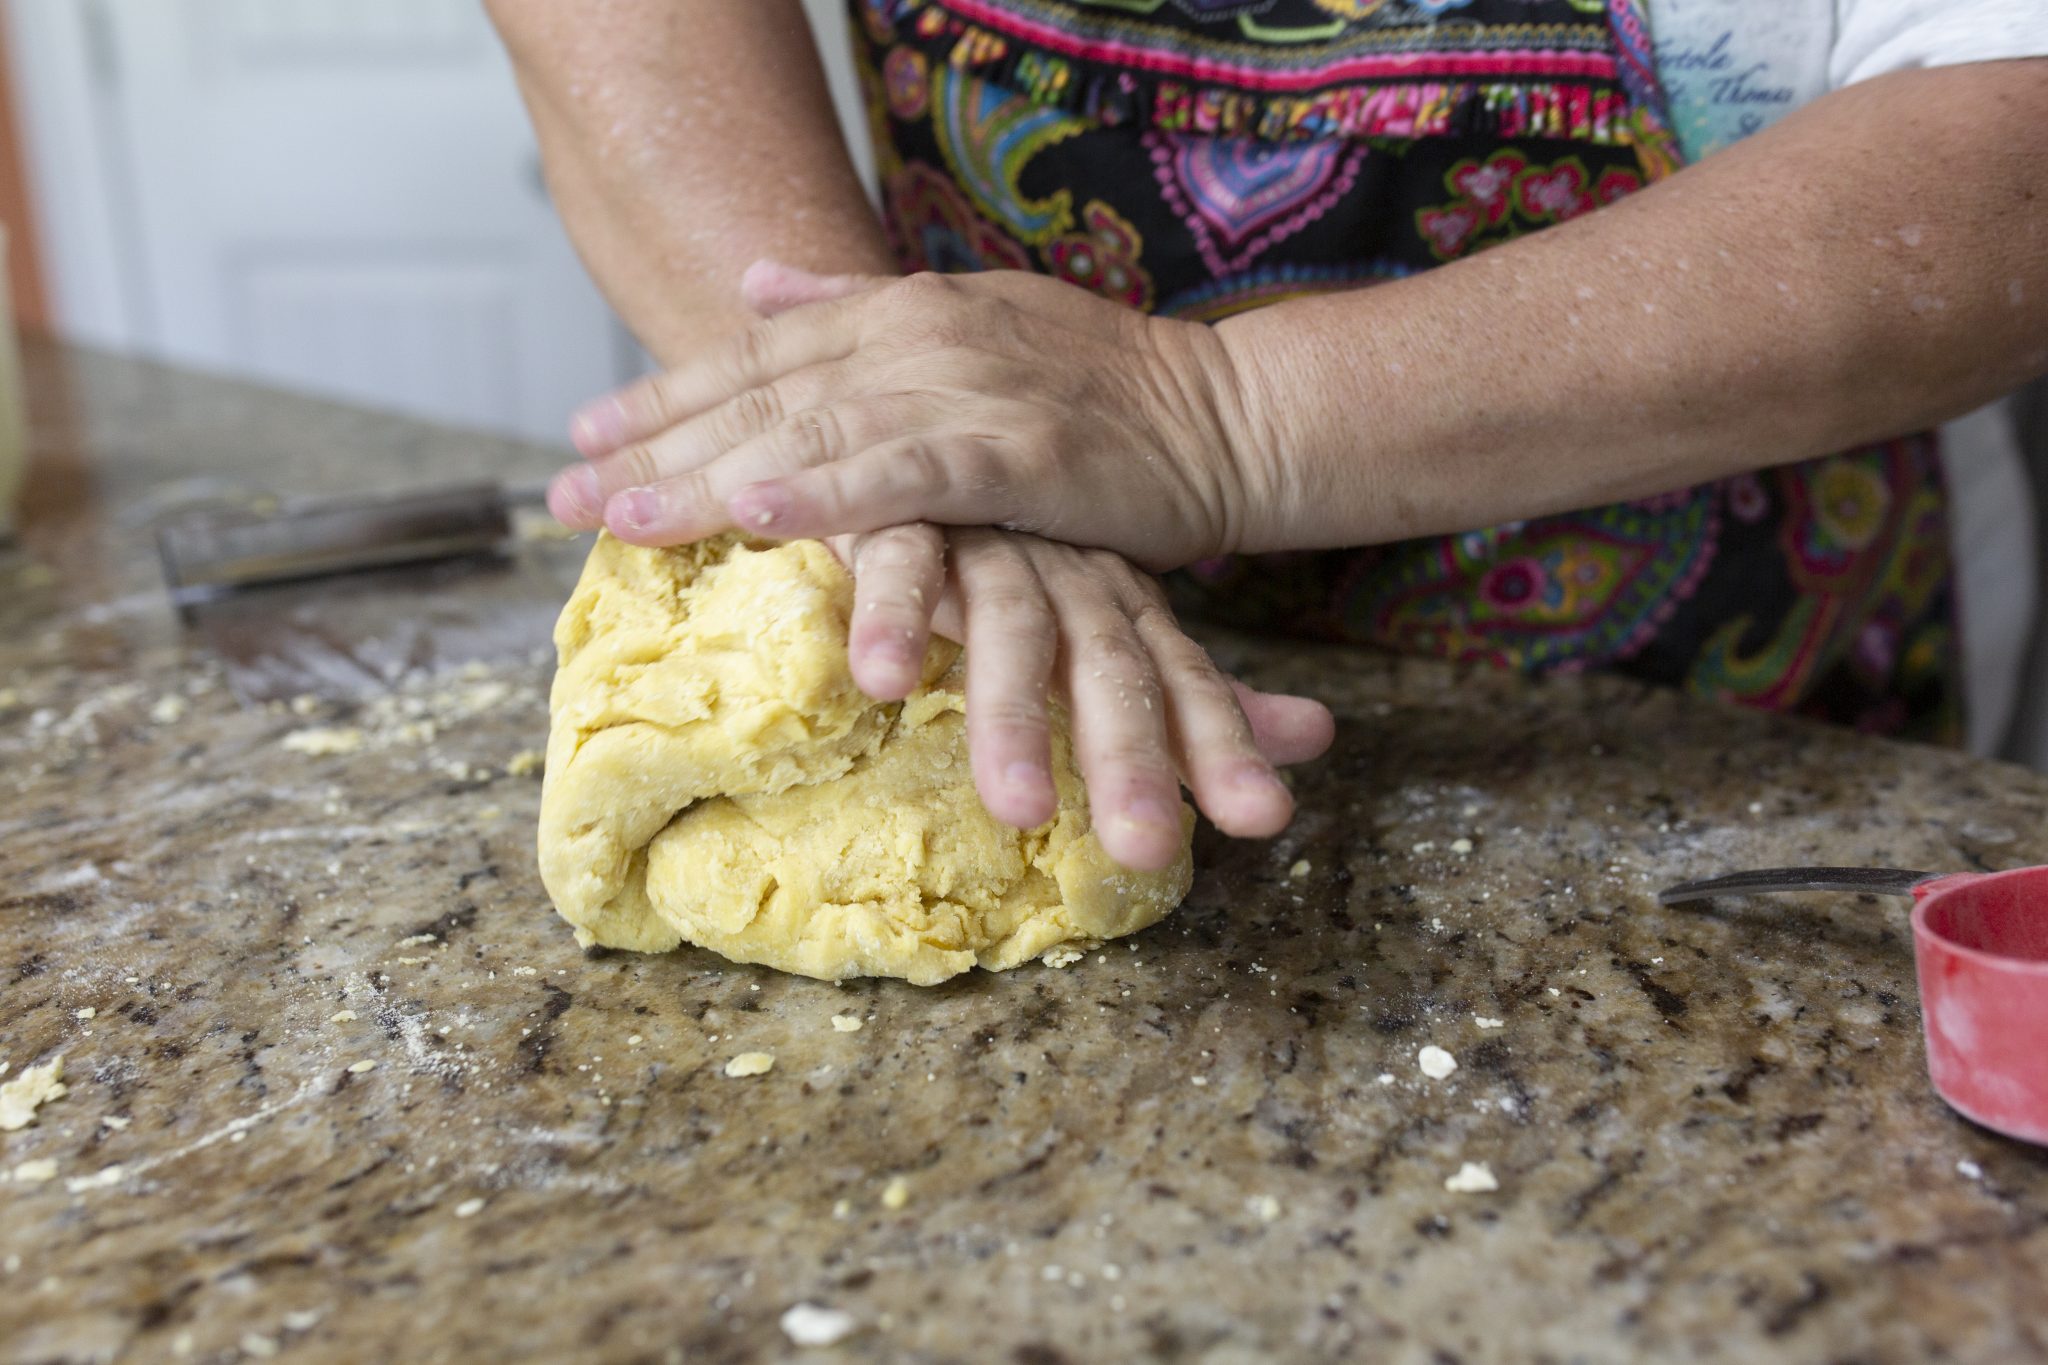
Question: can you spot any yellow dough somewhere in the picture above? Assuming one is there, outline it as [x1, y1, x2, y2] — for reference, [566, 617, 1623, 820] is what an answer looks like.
[536, 533, 1193, 984]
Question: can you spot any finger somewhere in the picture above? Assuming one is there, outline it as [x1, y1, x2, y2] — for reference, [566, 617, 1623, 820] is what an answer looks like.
[726, 433, 1011, 542]
[567, 299, 863, 457]
[954, 530, 1060, 831]
[599, 396, 935, 546]
[1039, 557, 1186, 872]
[1125, 599, 1295, 839]
[848, 524, 946, 702]
[575, 360, 859, 510]
[741, 258, 893, 317]
[1230, 682, 1336, 767]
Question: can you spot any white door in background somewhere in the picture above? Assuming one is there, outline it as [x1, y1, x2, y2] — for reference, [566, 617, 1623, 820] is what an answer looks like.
[9, 0, 874, 445]
[13, 0, 631, 444]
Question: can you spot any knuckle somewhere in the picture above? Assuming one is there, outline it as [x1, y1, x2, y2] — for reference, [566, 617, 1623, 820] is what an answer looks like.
[1092, 735, 1177, 783]
[775, 408, 837, 468]
[1074, 627, 1152, 685]
[974, 585, 1055, 630]
[974, 696, 1052, 739]
[727, 384, 786, 436]
[889, 440, 953, 497]
[601, 442, 663, 494]
[726, 322, 775, 381]
[857, 525, 943, 576]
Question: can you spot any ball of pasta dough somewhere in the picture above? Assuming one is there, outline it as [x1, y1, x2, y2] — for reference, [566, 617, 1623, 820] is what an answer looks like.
[535, 533, 1193, 984]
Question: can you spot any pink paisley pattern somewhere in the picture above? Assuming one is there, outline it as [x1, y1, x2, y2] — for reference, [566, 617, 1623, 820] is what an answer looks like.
[1147, 132, 1367, 277]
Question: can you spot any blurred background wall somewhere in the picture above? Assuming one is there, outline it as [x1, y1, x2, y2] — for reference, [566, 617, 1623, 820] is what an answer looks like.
[0, 0, 2040, 766]
[0, 0, 867, 444]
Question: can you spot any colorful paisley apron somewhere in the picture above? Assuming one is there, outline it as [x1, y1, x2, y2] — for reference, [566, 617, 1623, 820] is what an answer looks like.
[850, 0, 1961, 742]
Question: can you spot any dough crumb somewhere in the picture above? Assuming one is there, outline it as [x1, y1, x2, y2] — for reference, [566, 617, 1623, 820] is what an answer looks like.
[626, 1034, 644, 1046]
[781, 1303, 858, 1347]
[454, 1197, 487, 1218]
[11, 1158, 58, 1184]
[281, 726, 366, 756]
[1287, 859, 1311, 879]
[329, 1009, 357, 1024]
[396, 933, 437, 947]
[1474, 1016, 1504, 1030]
[1957, 1159, 1983, 1180]
[1043, 948, 1084, 969]
[1418, 1046, 1458, 1080]
[1376, 1073, 1396, 1085]
[829, 1015, 863, 1033]
[510, 966, 538, 977]
[102, 1115, 130, 1131]
[0, 1056, 67, 1130]
[346, 1060, 378, 1074]
[148, 695, 188, 725]
[724, 1052, 775, 1078]
[881, 1175, 911, 1209]
[505, 748, 546, 777]
[1247, 1194, 1282, 1223]
[72, 1007, 95, 1021]
[239, 1333, 279, 1359]
[1444, 1161, 1499, 1194]
[1450, 838, 1474, 855]
[281, 1310, 324, 1332]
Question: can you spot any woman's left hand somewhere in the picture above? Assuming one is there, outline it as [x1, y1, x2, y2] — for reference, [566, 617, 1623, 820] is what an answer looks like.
[547, 260, 1279, 572]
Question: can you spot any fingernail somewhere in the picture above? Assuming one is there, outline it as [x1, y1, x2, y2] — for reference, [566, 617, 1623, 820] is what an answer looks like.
[1121, 796, 1179, 831]
[551, 465, 600, 519]
[1231, 765, 1290, 798]
[570, 396, 628, 454]
[1003, 761, 1052, 793]
[729, 482, 793, 531]
[866, 639, 915, 675]
[609, 486, 663, 533]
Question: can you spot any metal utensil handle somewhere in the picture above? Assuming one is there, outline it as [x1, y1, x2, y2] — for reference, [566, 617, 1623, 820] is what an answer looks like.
[1657, 866, 1936, 906]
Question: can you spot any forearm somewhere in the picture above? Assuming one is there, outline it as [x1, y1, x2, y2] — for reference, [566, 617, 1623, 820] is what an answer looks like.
[487, 0, 895, 366]
[1218, 60, 2048, 553]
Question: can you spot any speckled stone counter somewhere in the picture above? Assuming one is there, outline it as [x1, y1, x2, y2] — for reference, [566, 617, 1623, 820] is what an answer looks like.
[3, 339, 2046, 1365]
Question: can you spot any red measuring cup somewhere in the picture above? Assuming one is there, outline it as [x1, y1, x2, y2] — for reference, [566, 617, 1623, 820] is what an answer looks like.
[1660, 865, 2048, 1146]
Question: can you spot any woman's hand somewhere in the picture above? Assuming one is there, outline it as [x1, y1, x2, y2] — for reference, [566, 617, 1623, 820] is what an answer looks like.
[832, 523, 1332, 872]
[547, 260, 1280, 573]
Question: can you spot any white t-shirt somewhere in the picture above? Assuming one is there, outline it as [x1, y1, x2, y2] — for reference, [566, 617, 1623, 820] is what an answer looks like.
[1646, 0, 2048, 752]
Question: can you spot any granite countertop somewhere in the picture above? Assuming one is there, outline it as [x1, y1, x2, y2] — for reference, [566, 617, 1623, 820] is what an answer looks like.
[3, 338, 2046, 1365]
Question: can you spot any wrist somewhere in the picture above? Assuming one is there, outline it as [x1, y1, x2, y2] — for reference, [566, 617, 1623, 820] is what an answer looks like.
[1204, 308, 1321, 556]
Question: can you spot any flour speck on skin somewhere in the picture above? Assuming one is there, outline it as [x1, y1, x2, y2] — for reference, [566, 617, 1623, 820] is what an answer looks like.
[1418, 1046, 1458, 1080]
